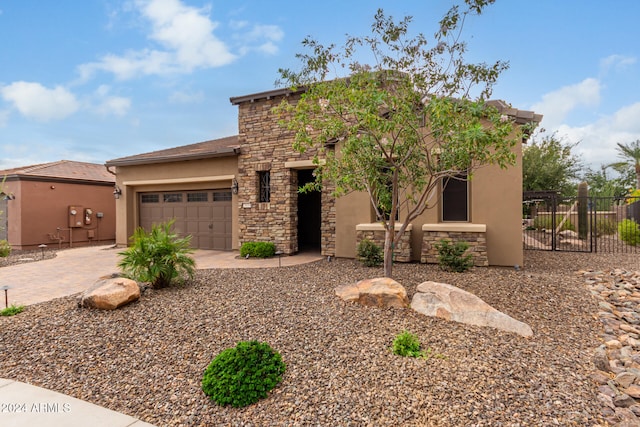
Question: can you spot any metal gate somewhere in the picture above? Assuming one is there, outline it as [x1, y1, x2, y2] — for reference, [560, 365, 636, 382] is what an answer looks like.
[523, 192, 640, 253]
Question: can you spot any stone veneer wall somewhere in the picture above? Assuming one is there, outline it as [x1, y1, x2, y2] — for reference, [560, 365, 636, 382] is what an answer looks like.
[236, 95, 336, 257]
[355, 224, 412, 262]
[421, 224, 488, 267]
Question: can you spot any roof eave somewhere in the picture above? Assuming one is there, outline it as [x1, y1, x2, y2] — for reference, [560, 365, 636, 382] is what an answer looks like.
[230, 87, 306, 105]
[106, 146, 240, 167]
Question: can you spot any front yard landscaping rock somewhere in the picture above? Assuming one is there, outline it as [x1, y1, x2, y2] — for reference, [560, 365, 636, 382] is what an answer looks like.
[79, 277, 140, 310]
[411, 280, 533, 337]
[335, 277, 408, 308]
[0, 250, 638, 426]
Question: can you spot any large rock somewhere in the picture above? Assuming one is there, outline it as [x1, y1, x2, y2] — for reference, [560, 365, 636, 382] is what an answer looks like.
[79, 277, 140, 310]
[335, 277, 409, 308]
[411, 281, 533, 337]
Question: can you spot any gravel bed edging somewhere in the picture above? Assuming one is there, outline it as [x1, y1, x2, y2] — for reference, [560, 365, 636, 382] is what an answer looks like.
[0, 250, 637, 426]
[581, 268, 640, 426]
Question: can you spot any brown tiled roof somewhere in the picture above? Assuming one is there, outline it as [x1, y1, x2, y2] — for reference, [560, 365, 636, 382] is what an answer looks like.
[105, 135, 239, 167]
[0, 160, 115, 183]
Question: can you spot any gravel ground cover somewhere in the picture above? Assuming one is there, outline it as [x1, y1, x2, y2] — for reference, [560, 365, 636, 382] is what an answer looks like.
[1, 250, 638, 426]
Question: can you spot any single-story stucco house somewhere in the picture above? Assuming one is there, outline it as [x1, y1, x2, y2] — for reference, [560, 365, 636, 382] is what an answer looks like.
[0, 160, 116, 250]
[106, 88, 541, 267]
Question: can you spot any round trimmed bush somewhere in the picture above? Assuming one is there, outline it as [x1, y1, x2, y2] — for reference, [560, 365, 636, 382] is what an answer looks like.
[240, 242, 276, 258]
[356, 239, 383, 267]
[202, 340, 285, 408]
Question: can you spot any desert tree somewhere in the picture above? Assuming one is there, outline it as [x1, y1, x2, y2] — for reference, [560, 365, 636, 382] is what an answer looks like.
[275, 1, 531, 277]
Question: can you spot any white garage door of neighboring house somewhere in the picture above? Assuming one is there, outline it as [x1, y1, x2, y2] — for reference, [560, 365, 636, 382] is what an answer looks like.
[139, 190, 232, 250]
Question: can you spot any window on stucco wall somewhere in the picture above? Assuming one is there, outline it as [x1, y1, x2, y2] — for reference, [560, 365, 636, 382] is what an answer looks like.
[258, 171, 271, 203]
[442, 173, 469, 222]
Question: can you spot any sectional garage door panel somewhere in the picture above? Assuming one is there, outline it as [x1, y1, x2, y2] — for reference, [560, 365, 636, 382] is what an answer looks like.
[139, 190, 232, 250]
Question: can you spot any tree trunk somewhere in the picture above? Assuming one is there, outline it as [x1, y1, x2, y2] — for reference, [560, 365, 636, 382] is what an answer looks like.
[383, 227, 394, 278]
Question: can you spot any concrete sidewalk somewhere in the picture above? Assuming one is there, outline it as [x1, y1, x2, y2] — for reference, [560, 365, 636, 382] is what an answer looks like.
[0, 379, 155, 427]
[0, 245, 323, 426]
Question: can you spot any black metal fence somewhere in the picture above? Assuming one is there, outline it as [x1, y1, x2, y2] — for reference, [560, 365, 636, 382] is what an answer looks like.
[523, 193, 640, 253]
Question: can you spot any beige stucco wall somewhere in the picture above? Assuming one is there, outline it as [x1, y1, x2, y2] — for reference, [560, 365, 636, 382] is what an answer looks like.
[335, 191, 371, 258]
[331, 139, 524, 267]
[112, 156, 239, 248]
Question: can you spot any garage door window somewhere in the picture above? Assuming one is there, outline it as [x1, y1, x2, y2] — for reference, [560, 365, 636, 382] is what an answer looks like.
[163, 193, 183, 203]
[141, 194, 159, 203]
[213, 191, 232, 202]
[187, 192, 208, 202]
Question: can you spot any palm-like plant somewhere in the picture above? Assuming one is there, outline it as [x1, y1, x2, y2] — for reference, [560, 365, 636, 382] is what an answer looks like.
[118, 219, 196, 288]
[610, 140, 640, 189]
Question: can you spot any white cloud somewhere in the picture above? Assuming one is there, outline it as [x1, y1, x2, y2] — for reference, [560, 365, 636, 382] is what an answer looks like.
[169, 90, 204, 104]
[0, 110, 8, 127]
[1, 82, 79, 121]
[77, 0, 283, 81]
[600, 54, 637, 73]
[236, 24, 284, 55]
[78, 0, 237, 80]
[531, 78, 601, 129]
[548, 102, 640, 170]
[96, 96, 131, 116]
[92, 85, 131, 116]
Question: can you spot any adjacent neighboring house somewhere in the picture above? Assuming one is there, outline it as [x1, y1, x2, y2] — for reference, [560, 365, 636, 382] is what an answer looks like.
[106, 88, 541, 267]
[0, 160, 116, 250]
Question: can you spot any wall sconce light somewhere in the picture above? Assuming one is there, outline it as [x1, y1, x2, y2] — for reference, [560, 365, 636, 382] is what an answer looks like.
[113, 186, 122, 199]
[231, 178, 239, 195]
[1, 193, 15, 201]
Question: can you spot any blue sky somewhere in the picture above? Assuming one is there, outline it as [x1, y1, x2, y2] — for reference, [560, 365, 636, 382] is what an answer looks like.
[1, 0, 639, 175]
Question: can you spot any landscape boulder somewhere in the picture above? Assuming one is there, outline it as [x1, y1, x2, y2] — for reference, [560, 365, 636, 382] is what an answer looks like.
[335, 277, 409, 308]
[79, 277, 140, 310]
[411, 281, 533, 337]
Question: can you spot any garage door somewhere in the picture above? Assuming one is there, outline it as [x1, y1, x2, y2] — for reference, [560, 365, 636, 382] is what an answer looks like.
[139, 190, 232, 250]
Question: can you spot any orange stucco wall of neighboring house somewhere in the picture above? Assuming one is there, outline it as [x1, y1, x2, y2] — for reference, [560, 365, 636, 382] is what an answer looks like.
[1, 179, 116, 250]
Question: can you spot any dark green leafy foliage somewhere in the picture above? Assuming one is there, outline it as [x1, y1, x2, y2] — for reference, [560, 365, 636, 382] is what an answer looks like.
[202, 341, 286, 408]
[435, 240, 473, 273]
[118, 219, 195, 288]
[240, 242, 276, 258]
[619, 219, 640, 246]
[356, 239, 383, 267]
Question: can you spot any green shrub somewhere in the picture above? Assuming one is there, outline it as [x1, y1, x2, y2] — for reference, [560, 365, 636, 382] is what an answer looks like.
[0, 240, 10, 258]
[392, 330, 423, 358]
[356, 239, 383, 267]
[619, 219, 640, 246]
[202, 340, 286, 408]
[240, 242, 276, 258]
[0, 304, 24, 316]
[595, 218, 617, 236]
[118, 219, 195, 288]
[532, 215, 575, 231]
[435, 240, 473, 273]
[391, 331, 445, 361]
